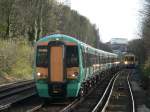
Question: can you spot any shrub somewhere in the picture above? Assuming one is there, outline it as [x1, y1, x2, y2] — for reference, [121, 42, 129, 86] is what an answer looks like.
[143, 57, 150, 78]
[0, 38, 34, 81]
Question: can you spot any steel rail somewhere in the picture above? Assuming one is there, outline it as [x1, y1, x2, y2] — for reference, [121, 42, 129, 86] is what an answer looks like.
[59, 99, 81, 112]
[0, 90, 36, 110]
[26, 103, 44, 112]
[101, 72, 120, 112]
[92, 71, 120, 112]
[0, 80, 33, 87]
[59, 72, 114, 112]
[0, 80, 36, 111]
[93, 70, 135, 112]
[0, 80, 34, 93]
[127, 72, 135, 112]
[0, 83, 35, 99]
[59, 72, 116, 112]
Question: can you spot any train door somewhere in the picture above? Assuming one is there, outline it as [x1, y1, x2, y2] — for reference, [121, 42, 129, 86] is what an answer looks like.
[50, 46, 64, 82]
[48, 44, 67, 97]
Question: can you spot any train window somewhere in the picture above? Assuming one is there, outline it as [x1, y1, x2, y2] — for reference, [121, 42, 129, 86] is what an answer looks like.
[86, 53, 89, 66]
[130, 57, 134, 61]
[86, 53, 90, 67]
[102, 56, 104, 64]
[125, 56, 134, 61]
[82, 52, 86, 68]
[90, 54, 92, 66]
[91, 54, 93, 65]
[36, 46, 48, 67]
[99, 56, 101, 64]
[66, 46, 79, 67]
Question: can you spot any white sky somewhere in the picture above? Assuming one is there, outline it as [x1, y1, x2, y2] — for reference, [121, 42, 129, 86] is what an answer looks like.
[71, 0, 144, 42]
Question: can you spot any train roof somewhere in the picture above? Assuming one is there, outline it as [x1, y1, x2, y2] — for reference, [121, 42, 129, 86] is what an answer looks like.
[37, 34, 117, 58]
[38, 34, 77, 43]
[124, 53, 135, 57]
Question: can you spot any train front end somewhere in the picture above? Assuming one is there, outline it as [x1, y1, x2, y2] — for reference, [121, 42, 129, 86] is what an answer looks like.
[124, 54, 136, 68]
[34, 35, 81, 98]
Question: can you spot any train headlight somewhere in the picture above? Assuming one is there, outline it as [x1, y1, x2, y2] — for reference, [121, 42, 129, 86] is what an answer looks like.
[36, 72, 47, 79]
[124, 61, 128, 65]
[37, 72, 41, 76]
[114, 61, 120, 64]
[56, 38, 59, 41]
[68, 72, 79, 80]
[72, 74, 75, 77]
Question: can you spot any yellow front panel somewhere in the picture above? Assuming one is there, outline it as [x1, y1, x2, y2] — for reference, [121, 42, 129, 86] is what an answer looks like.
[50, 46, 63, 82]
[67, 67, 79, 79]
[37, 67, 48, 75]
[36, 67, 48, 79]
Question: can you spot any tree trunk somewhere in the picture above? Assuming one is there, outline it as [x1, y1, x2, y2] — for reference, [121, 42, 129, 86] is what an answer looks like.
[38, 2, 43, 39]
[5, 13, 10, 38]
[34, 20, 38, 42]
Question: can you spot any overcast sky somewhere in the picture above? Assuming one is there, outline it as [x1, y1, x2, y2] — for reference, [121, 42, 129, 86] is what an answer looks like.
[71, 0, 144, 42]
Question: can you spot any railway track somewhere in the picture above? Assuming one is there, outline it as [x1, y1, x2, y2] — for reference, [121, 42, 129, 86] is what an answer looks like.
[57, 71, 120, 112]
[0, 70, 129, 112]
[56, 70, 134, 112]
[26, 99, 77, 112]
[0, 80, 37, 111]
[92, 69, 135, 112]
[23, 71, 118, 112]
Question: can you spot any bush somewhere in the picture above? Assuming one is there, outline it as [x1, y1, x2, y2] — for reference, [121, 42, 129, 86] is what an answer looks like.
[0, 38, 34, 81]
[143, 57, 150, 78]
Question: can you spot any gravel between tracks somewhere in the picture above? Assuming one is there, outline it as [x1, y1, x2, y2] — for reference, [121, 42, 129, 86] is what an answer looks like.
[104, 70, 133, 112]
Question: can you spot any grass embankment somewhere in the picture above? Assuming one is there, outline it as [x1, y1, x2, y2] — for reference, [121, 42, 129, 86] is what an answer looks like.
[143, 58, 150, 78]
[140, 57, 150, 89]
[0, 38, 34, 84]
[139, 58, 150, 108]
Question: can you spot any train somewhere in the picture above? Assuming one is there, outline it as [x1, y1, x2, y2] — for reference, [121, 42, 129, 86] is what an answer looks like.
[33, 34, 120, 99]
[123, 53, 137, 68]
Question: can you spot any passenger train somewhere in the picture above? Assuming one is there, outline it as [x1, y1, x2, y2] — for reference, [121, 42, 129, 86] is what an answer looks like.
[123, 53, 137, 68]
[34, 34, 120, 98]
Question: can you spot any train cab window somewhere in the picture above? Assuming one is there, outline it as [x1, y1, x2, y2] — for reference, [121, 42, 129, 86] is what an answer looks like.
[125, 56, 134, 61]
[36, 46, 48, 67]
[66, 46, 79, 67]
[130, 57, 134, 61]
[82, 52, 86, 68]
